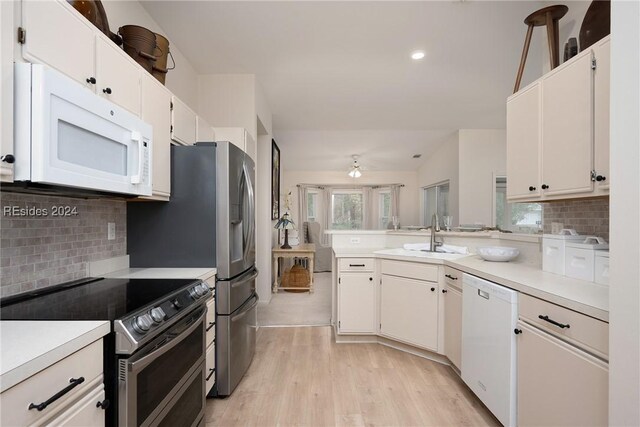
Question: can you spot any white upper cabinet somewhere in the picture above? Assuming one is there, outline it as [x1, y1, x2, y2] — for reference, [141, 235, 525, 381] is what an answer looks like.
[541, 53, 594, 197]
[212, 127, 256, 162]
[21, 0, 142, 115]
[171, 96, 197, 145]
[95, 37, 141, 116]
[245, 132, 256, 163]
[196, 116, 215, 142]
[506, 35, 610, 202]
[506, 82, 542, 200]
[141, 74, 172, 199]
[21, 0, 95, 89]
[593, 37, 610, 192]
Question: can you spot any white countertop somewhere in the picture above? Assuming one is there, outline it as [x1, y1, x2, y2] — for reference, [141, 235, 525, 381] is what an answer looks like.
[104, 267, 217, 281]
[333, 248, 609, 322]
[0, 321, 110, 392]
[449, 256, 609, 322]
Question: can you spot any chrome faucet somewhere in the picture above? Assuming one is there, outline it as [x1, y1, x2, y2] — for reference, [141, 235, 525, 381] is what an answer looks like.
[429, 213, 443, 252]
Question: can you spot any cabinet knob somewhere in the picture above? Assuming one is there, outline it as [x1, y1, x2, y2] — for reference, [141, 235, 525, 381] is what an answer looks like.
[103, 87, 112, 94]
[442, 289, 448, 293]
[96, 399, 110, 410]
[430, 287, 435, 292]
[596, 175, 606, 182]
[514, 328, 522, 335]
[528, 186, 536, 192]
[369, 277, 373, 281]
[86, 77, 96, 84]
[541, 184, 549, 190]
[1, 154, 15, 164]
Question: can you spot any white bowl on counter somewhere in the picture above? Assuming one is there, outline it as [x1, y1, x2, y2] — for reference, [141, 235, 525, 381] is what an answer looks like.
[477, 246, 520, 262]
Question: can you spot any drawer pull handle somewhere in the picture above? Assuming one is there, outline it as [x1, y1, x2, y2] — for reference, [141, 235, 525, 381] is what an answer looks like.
[349, 264, 365, 267]
[445, 274, 458, 280]
[206, 368, 216, 381]
[206, 321, 216, 331]
[514, 328, 522, 335]
[96, 399, 110, 410]
[28, 377, 85, 411]
[538, 315, 570, 329]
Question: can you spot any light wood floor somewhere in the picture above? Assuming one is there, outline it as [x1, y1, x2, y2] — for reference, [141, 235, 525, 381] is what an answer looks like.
[205, 326, 499, 427]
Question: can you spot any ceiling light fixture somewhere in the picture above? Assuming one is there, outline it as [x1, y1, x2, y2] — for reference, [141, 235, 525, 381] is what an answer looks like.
[348, 155, 362, 178]
[411, 51, 425, 60]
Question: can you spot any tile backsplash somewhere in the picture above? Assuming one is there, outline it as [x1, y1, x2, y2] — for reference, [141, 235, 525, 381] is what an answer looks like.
[0, 192, 126, 298]
[542, 198, 609, 241]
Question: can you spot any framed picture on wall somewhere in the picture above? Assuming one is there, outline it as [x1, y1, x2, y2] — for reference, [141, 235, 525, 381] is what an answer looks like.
[272, 139, 281, 220]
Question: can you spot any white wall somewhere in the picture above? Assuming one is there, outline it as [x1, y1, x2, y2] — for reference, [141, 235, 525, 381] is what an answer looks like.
[197, 74, 257, 141]
[417, 132, 460, 226]
[102, 0, 199, 107]
[458, 129, 506, 225]
[282, 170, 420, 228]
[609, 0, 640, 424]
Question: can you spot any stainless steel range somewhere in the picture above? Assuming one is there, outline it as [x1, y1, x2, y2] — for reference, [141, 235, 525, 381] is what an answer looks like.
[0, 277, 212, 427]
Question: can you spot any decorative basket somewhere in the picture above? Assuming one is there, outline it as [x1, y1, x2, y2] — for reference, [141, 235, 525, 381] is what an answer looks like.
[281, 264, 310, 293]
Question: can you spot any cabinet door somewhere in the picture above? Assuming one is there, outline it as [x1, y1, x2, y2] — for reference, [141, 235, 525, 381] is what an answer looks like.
[517, 321, 608, 427]
[541, 53, 594, 196]
[141, 74, 172, 198]
[1, 1, 14, 182]
[171, 96, 197, 145]
[205, 342, 216, 396]
[593, 38, 610, 192]
[45, 385, 106, 427]
[95, 37, 141, 116]
[444, 284, 462, 369]
[506, 82, 542, 200]
[22, 0, 95, 88]
[338, 273, 376, 334]
[380, 274, 438, 350]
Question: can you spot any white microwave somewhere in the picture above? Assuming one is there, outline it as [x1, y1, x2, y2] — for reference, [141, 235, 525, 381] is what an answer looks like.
[14, 63, 152, 196]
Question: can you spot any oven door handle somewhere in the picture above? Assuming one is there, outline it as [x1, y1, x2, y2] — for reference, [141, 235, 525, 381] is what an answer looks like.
[231, 295, 259, 323]
[129, 308, 206, 374]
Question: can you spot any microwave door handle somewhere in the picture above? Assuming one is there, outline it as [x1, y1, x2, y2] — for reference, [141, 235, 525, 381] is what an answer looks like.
[130, 131, 143, 184]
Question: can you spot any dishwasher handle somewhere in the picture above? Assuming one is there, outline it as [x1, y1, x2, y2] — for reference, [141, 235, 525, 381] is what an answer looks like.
[538, 315, 570, 329]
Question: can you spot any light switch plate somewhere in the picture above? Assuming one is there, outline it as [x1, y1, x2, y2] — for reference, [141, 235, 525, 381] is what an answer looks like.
[108, 222, 116, 240]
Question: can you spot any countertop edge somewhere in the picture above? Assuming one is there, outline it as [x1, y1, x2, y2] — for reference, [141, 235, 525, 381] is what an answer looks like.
[0, 321, 110, 392]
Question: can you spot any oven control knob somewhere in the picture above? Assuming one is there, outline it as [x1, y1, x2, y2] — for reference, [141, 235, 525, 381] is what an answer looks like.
[132, 315, 152, 334]
[199, 283, 210, 295]
[195, 284, 207, 297]
[188, 287, 200, 300]
[172, 298, 183, 309]
[149, 307, 166, 323]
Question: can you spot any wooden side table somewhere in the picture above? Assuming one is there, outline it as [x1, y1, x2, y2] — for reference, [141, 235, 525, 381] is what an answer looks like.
[272, 243, 316, 293]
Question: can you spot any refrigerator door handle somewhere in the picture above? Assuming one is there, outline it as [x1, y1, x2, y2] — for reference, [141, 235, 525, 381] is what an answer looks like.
[242, 162, 255, 262]
[230, 268, 259, 288]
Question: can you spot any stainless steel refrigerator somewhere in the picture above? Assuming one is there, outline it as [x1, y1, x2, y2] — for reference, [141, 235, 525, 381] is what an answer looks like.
[127, 141, 258, 397]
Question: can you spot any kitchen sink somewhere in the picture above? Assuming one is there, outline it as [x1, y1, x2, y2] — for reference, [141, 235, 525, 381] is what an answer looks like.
[373, 248, 470, 260]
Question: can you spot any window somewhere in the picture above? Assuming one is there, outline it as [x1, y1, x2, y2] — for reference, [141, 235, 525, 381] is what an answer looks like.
[331, 190, 363, 230]
[495, 177, 542, 233]
[306, 191, 318, 222]
[423, 182, 449, 227]
[378, 191, 391, 229]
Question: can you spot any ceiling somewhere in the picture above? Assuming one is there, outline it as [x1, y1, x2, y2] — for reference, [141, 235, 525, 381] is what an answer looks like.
[141, 1, 544, 170]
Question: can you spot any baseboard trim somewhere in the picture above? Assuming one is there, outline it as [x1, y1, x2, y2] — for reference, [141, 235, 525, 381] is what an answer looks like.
[259, 323, 331, 328]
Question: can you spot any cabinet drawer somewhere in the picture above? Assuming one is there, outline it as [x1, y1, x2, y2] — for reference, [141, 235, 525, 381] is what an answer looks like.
[338, 258, 374, 272]
[44, 384, 105, 427]
[381, 260, 438, 282]
[206, 298, 216, 347]
[443, 266, 462, 290]
[205, 343, 216, 395]
[519, 293, 608, 358]
[1, 340, 103, 427]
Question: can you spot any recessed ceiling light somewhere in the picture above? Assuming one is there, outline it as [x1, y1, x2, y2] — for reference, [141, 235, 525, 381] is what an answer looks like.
[411, 51, 425, 60]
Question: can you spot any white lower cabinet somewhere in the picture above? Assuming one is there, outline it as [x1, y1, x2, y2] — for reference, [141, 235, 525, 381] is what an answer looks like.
[380, 274, 438, 351]
[516, 321, 608, 427]
[443, 283, 462, 369]
[45, 385, 105, 427]
[337, 273, 376, 334]
[205, 342, 216, 396]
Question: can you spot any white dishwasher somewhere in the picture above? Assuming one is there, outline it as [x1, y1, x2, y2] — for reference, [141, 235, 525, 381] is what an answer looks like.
[462, 273, 518, 427]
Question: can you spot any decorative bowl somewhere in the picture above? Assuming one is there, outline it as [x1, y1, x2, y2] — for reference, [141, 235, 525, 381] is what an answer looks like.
[477, 246, 520, 262]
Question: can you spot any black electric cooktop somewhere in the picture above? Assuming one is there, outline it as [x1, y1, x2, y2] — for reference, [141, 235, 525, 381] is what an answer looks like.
[0, 278, 199, 321]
